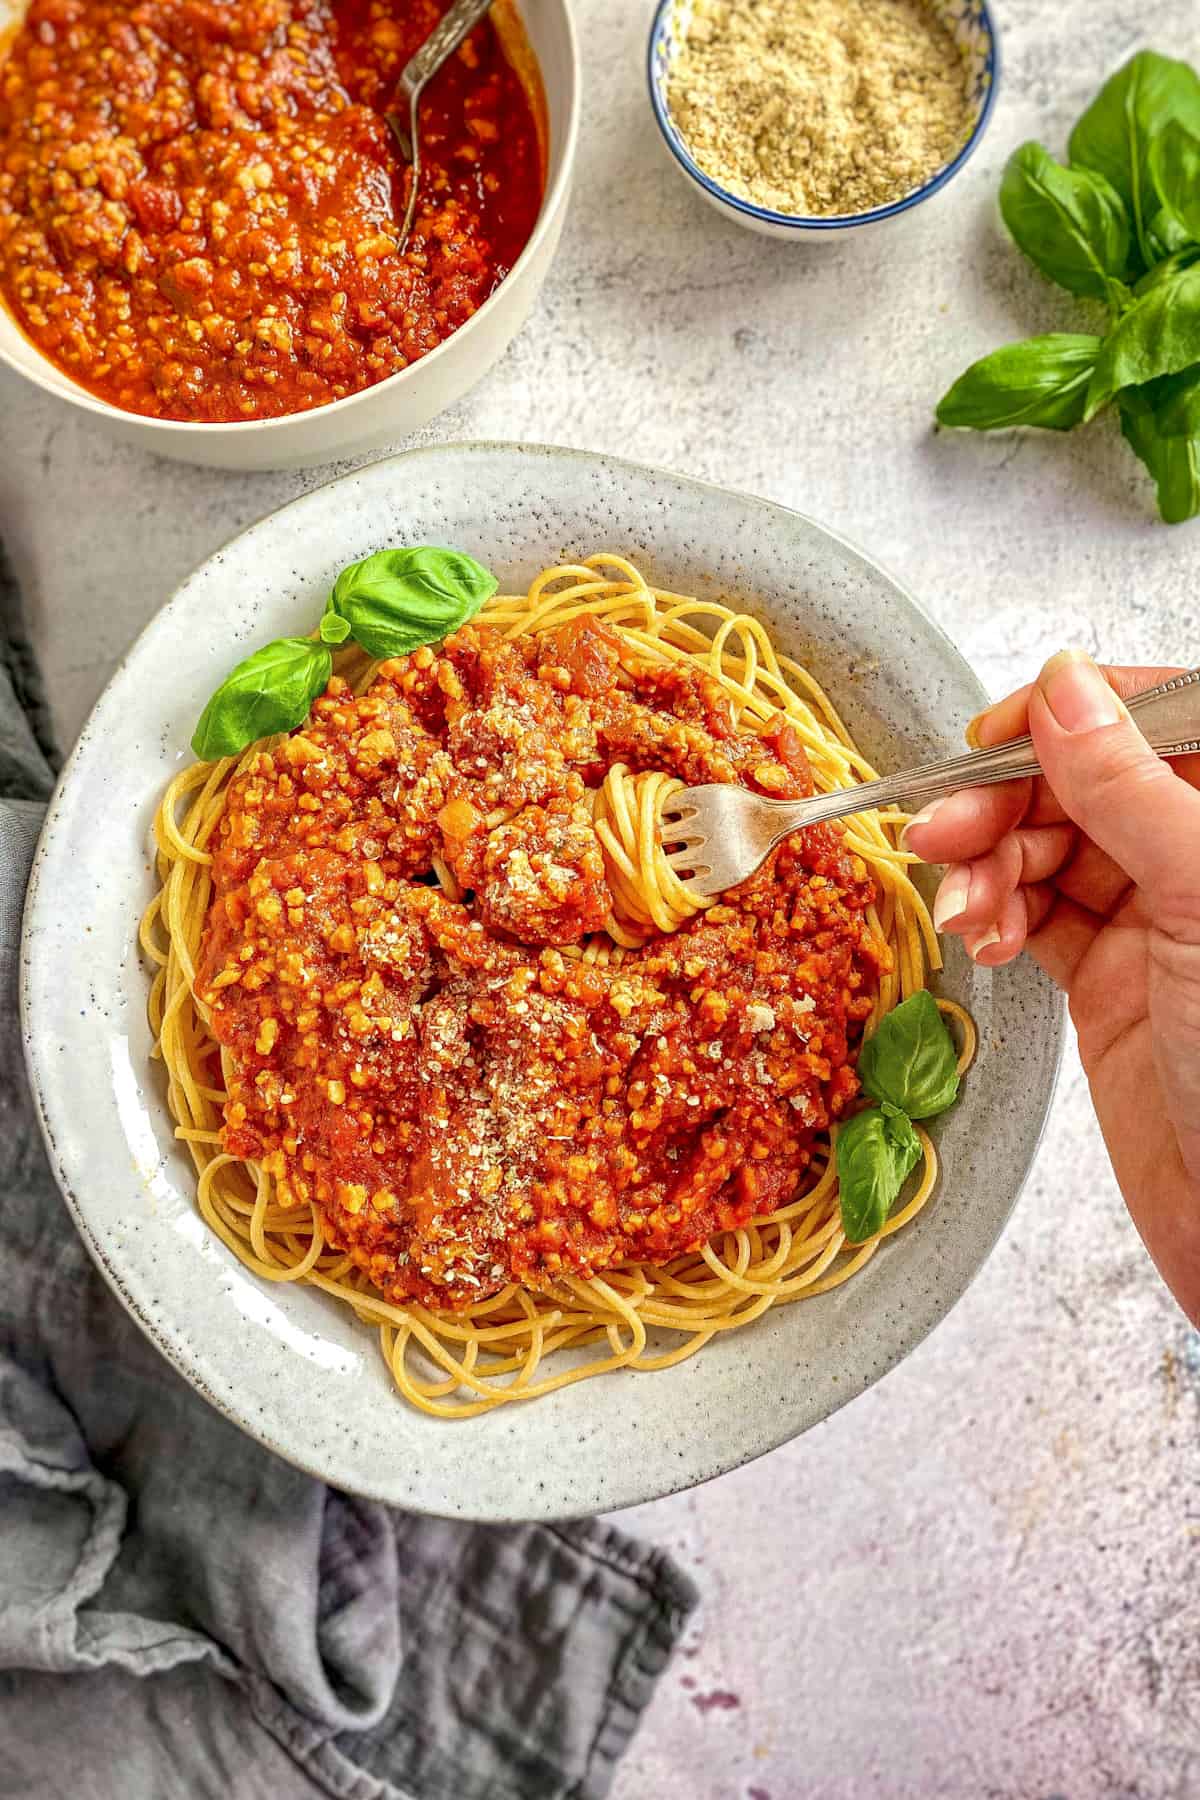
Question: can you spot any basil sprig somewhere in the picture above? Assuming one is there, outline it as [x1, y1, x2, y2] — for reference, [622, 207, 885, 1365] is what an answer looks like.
[1084, 263, 1200, 417]
[998, 144, 1130, 305]
[837, 1106, 922, 1246]
[191, 639, 333, 760]
[936, 50, 1200, 523]
[330, 547, 498, 658]
[1068, 51, 1200, 264]
[837, 993, 960, 1245]
[1118, 387, 1200, 524]
[858, 989, 960, 1120]
[190, 546, 497, 759]
[1149, 120, 1200, 245]
[936, 334, 1101, 433]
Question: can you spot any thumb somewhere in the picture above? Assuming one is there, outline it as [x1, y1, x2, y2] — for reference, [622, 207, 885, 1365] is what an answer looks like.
[1029, 650, 1200, 926]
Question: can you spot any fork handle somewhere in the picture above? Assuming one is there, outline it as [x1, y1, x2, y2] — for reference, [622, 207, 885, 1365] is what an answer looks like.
[387, 0, 493, 245]
[398, 0, 493, 101]
[767, 666, 1200, 833]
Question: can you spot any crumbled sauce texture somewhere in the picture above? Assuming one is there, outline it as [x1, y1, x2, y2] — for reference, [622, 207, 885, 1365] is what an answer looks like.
[0, 0, 542, 419]
[197, 617, 888, 1310]
[669, 0, 971, 217]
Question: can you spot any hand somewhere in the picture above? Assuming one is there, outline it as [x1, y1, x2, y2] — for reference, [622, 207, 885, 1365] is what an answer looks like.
[901, 652, 1200, 1323]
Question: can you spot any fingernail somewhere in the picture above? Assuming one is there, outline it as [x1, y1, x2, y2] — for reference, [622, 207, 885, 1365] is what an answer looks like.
[1039, 649, 1123, 733]
[899, 796, 947, 850]
[933, 862, 972, 930]
[964, 712, 986, 750]
[965, 923, 1001, 961]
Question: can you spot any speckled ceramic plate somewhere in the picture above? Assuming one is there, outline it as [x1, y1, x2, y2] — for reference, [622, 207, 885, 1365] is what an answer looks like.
[21, 444, 1062, 1521]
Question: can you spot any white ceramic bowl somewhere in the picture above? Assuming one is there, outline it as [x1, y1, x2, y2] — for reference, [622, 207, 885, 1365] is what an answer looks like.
[648, 0, 999, 241]
[22, 443, 1062, 1521]
[0, 1, 578, 469]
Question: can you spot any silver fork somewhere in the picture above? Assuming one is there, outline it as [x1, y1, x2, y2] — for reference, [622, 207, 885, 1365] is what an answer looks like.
[660, 667, 1200, 898]
[385, 0, 495, 253]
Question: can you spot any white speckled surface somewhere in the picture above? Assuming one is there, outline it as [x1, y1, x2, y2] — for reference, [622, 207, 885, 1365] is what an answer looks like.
[5, 0, 1200, 1791]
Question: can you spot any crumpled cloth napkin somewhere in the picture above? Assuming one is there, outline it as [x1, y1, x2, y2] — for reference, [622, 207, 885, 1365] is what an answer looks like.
[0, 540, 696, 1799]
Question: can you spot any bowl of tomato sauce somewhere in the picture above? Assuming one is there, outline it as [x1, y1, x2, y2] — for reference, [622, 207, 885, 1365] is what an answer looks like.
[0, 0, 578, 468]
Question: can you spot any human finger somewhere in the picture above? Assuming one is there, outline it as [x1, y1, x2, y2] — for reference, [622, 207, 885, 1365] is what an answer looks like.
[1053, 836, 1133, 918]
[1028, 650, 1200, 920]
[1028, 659, 1200, 1189]
[1022, 889, 1102, 990]
[932, 824, 1076, 934]
[967, 665, 1189, 749]
[900, 781, 1032, 864]
[966, 667, 1200, 825]
[956, 883, 1105, 987]
[961, 885, 1030, 967]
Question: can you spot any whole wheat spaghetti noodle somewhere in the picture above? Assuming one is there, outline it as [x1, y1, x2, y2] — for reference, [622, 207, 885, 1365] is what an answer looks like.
[141, 554, 972, 1417]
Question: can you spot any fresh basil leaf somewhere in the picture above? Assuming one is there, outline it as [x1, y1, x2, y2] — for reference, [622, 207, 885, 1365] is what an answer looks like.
[1118, 386, 1200, 523]
[936, 334, 1102, 432]
[329, 546, 498, 659]
[837, 1106, 922, 1245]
[1145, 205, 1195, 264]
[1146, 363, 1200, 435]
[1150, 434, 1200, 522]
[319, 608, 352, 645]
[191, 638, 332, 760]
[1084, 265, 1200, 418]
[1148, 119, 1200, 243]
[1117, 385, 1157, 465]
[1068, 50, 1200, 263]
[1133, 244, 1200, 298]
[999, 142, 1131, 301]
[858, 990, 960, 1120]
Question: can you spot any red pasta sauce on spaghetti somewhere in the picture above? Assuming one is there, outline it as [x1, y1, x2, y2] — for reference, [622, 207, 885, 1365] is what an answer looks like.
[0, 0, 544, 420]
[196, 617, 888, 1309]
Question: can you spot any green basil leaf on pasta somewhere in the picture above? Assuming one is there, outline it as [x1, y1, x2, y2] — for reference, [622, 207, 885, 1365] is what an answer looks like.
[329, 546, 498, 658]
[1068, 50, 1200, 262]
[936, 334, 1102, 432]
[837, 1107, 922, 1245]
[1084, 265, 1200, 419]
[1119, 385, 1200, 522]
[858, 990, 960, 1120]
[999, 143, 1131, 301]
[191, 638, 332, 760]
[319, 607, 352, 645]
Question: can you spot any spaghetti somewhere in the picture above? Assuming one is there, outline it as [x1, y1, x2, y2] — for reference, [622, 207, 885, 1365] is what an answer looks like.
[142, 555, 973, 1416]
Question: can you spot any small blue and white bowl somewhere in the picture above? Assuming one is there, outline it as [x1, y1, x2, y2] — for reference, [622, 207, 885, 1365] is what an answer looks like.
[648, 0, 999, 240]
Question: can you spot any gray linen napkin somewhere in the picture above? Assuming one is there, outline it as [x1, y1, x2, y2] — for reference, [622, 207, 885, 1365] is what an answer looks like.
[0, 541, 695, 1799]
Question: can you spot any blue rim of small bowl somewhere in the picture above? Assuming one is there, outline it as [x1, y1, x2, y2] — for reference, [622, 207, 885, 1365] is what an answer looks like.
[646, 0, 1000, 232]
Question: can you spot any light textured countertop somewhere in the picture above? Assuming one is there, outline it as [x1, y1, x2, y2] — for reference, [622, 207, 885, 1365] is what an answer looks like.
[4, 1, 1200, 1794]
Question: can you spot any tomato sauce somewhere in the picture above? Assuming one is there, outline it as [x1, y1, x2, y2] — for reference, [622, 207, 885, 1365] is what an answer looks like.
[196, 618, 888, 1311]
[0, 0, 544, 420]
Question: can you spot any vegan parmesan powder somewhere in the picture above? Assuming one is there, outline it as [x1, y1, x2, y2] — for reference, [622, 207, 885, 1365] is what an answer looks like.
[668, 0, 973, 217]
